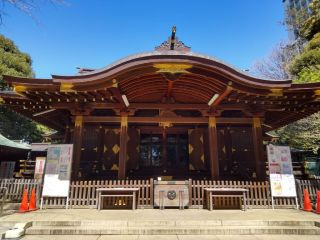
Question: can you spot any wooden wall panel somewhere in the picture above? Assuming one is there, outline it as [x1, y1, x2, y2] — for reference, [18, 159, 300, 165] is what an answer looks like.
[127, 128, 140, 171]
[188, 129, 206, 171]
[102, 129, 120, 172]
[79, 125, 99, 179]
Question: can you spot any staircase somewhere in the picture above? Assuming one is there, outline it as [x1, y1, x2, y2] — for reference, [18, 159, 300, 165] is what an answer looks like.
[24, 220, 320, 236]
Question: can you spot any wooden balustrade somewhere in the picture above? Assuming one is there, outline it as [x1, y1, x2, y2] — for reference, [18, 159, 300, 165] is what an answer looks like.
[0, 178, 40, 202]
[1, 178, 318, 209]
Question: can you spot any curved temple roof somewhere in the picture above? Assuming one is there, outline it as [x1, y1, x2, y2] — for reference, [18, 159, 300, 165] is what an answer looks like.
[1, 35, 320, 132]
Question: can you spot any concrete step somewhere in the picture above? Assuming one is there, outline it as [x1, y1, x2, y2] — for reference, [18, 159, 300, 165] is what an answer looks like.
[31, 220, 318, 227]
[25, 225, 320, 235]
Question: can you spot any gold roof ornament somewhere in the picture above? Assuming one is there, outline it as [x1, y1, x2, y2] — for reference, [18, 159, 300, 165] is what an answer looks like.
[314, 90, 320, 96]
[269, 88, 283, 97]
[60, 83, 76, 93]
[13, 85, 27, 93]
[153, 63, 192, 74]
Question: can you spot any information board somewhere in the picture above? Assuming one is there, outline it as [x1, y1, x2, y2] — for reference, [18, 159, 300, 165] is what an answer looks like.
[42, 144, 73, 200]
[267, 144, 298, 209]
[34, 157, 46, 180]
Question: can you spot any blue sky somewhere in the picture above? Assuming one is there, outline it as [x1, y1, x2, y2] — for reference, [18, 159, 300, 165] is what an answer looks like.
[0, 0, 288, 78]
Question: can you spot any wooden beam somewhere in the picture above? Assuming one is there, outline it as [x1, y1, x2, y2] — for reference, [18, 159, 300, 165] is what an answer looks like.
[118, 115, 128, 179]
[211, 86, 233, 107]
[71, 116, 83, 180]
[77, 116, 254, 124]
[109, 87, 127, 108]
[208, 116, 219, 179]
[252, 117, 265, 180]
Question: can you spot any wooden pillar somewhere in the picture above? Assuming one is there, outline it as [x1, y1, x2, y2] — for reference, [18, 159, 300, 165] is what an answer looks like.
[71, 116, 83, 180]
[162, 128, 167, 171]
[208, 116, 219, 179]
[252, 117, 265, 180]
[118, 115, 128, 179]
[63, 125, 71, 144]
[96, 125, 105, 175]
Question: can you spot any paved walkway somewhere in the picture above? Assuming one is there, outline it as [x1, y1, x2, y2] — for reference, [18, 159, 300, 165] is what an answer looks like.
[20, 235, 320, 240]
[1, 209, 319, 240]
[0, 209, 319, 222]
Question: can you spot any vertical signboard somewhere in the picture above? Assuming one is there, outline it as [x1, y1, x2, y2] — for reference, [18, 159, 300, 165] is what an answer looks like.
[41, 144, 73, 209]
[267, 144, 298, 209]
[34, 157, 46, 180]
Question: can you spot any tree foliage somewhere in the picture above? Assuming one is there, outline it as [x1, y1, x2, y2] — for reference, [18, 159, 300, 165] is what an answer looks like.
[0, 34, 44, 142]
[301, 0, 320, 40]
[0, 35, 33, 89]
[289, 33, 320, 81]
[275, 3, 320, 153]
[284, 0, 320, 40]
[276, 113, 320, 153]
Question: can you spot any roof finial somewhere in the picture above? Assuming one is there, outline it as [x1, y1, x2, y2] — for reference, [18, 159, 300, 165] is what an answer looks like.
[155, 26, 190, 52]
[170, 26, 176, 50]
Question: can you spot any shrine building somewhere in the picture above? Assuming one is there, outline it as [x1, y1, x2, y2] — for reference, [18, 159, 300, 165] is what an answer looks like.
[1, 29, 320, 181]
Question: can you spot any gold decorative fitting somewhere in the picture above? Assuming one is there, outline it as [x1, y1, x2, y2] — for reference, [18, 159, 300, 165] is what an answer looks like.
[159, 122, 173, 128]
[60, 83, 76, 92]
[75, 116, 83, 127]
[112, 144, 120, 154]
[253, 117, 261, 128]
[112, 79, 118, 88]
[121, 116, 128, 128]
[153, 63, 192, 74]
[13, 85, 27, 93]
[208, 117, 217, 127]
[269, 89, 283, 96]
[111, 164, 119, 171]
[188, 144, 194, 154]
[314, 90, 320, 96]
[0, 97, 4, 104]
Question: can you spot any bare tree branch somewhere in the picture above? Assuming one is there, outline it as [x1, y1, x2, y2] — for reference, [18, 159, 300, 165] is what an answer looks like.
[0, 0, 65, 24]
[251, 42, 296, 80]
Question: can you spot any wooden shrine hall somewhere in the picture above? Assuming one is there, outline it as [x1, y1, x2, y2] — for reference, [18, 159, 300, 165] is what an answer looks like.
[1, 28, 320, 181]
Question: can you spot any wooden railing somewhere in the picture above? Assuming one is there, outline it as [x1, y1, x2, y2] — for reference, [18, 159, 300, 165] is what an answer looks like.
[295, 179, 320, 208]
[2, 178, 318, 210]
[42, 179, 153, 209]
[190, 180, 297, 209]
[0, 178, 40, 202]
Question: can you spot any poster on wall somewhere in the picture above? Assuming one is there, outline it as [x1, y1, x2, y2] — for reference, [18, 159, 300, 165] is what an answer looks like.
[34, 157, 46, 180]
[41, 144, 73, 209]
[267, 144, 298, 209]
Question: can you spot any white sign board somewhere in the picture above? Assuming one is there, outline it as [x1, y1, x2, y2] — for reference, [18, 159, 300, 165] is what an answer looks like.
[42, 144, 73, 200]
[267, 144, 298, 209]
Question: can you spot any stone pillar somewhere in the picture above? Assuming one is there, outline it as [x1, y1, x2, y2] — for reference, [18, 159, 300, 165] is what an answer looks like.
[252, 117, 265, 180]
[118, 115, 128, 179]
[72, 115, 83, 180]
[208, 116, 219, 179]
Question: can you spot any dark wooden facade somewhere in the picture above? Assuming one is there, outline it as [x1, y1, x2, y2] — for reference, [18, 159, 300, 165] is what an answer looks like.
[1, 32, 320, 181]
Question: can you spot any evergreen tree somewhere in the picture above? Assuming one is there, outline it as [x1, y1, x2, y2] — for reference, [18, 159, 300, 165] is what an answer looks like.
[0, 34, 44, 142]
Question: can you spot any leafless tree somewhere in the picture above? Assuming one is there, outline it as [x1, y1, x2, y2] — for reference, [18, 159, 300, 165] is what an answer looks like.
[251, 43, 295, 80]
[0, 0, 65, 23]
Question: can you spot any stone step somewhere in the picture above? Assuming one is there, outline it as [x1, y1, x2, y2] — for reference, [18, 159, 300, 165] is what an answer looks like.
[31, 220, 318, 227]
[25, 225, 320, 235]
